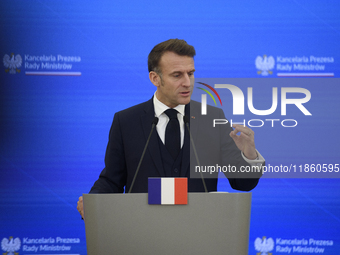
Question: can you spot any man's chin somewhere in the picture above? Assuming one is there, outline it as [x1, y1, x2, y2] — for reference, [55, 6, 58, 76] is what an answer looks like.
[179, 97, 191, 105]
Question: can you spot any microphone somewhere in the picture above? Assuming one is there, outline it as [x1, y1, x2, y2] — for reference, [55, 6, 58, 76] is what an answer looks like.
[128, 117, 159, 193]
[183, 116, 208, 193]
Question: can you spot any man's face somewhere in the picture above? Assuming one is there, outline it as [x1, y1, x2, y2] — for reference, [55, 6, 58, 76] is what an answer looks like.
[151, 51, 195, 108]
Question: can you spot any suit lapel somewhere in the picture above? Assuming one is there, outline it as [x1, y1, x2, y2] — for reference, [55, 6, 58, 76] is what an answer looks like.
[141, 98, 165, 177]
[181, 101, 202, 177]
[188, 101, 200, 139]
[180, 103, 191, 177]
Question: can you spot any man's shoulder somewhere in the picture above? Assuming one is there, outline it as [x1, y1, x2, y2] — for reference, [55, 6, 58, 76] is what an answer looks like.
[190, 100, 224, 117]
[116, 98, 153, 117]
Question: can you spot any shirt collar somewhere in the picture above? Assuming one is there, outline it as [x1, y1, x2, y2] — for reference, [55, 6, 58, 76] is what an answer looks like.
[153, 91, 185, 117]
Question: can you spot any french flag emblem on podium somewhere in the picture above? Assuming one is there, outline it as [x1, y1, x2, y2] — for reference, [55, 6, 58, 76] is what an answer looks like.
[148, 178, 188, 205]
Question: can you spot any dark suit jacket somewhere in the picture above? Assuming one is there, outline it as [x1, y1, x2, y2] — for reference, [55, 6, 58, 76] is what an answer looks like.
[90, 98, 261, 193]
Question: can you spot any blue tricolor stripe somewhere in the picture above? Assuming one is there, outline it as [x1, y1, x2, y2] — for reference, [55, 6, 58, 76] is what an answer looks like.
[148, 178, 161, 204]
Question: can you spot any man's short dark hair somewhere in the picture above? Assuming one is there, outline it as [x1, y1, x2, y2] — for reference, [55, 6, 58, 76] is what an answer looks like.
[148, 39, 196, 73]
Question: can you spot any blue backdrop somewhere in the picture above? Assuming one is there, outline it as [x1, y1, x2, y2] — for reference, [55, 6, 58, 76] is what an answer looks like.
[1, 1, 339, 254]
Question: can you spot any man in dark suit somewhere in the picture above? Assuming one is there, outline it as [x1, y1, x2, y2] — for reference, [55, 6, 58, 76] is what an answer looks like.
[77, 39, 264, 218]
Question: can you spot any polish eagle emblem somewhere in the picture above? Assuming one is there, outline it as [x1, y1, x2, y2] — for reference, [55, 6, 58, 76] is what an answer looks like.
[255, 55, 275, 76]
[1, 236, 21, 255]
[3, 53, 22, 74]
[254, 236, 274, 255]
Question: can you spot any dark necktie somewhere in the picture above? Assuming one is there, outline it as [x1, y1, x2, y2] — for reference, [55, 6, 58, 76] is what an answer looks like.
[164, 109, 180, 160]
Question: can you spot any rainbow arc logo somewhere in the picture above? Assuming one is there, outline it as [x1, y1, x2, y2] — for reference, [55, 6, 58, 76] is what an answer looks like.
[196, 82, 222, 106]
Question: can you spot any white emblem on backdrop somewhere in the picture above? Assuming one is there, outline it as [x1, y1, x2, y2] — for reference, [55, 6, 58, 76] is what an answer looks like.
[1, 236, 21, 255]
[3, 53, 22, 74]
[255, 55, 275, 76]
[254, 236, 274, 255]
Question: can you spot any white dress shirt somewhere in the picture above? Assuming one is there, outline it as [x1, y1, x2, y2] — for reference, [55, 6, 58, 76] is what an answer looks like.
[153, 92, 185, 147]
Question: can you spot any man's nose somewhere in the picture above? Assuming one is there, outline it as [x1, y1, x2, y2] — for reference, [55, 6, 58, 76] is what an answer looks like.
[182, 74, 191, 86]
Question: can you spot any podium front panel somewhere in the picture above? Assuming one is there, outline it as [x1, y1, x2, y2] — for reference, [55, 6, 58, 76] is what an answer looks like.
[84, 193, 251, 255]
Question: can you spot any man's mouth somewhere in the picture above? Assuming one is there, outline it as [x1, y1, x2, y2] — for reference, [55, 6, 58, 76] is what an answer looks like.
[180, 91, 190, 96]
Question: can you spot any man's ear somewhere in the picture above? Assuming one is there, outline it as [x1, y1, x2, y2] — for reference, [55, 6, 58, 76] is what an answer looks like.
[149, 71, 161, 87]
